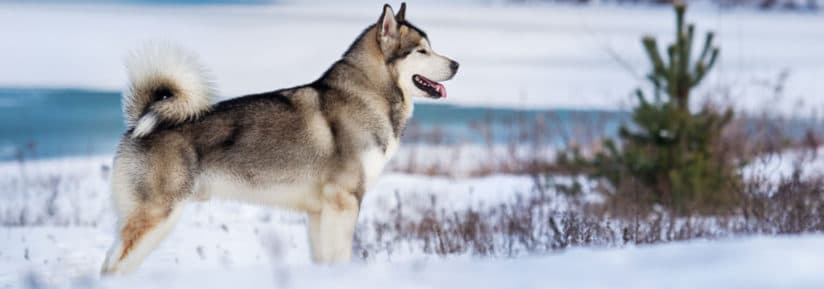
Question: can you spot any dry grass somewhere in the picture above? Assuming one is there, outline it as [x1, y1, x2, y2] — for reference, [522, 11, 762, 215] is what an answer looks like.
[354, 163, 824, 259]
[355, 98, 824, 259]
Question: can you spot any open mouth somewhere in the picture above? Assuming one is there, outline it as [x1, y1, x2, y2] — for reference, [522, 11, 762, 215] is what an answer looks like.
[413, 74, 446, 98]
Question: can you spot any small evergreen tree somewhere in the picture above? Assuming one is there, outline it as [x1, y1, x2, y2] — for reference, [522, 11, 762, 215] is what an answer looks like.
[560, 3, 740, 214]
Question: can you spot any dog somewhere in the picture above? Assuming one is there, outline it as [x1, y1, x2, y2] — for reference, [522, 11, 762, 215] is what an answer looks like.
[100, 3, 459, 274]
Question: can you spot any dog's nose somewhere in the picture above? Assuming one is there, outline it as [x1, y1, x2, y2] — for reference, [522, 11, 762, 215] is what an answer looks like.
[450, 60, 460, 72]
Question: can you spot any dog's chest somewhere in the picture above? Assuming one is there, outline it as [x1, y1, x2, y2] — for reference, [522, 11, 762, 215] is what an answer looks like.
[360, 138, 399, 187]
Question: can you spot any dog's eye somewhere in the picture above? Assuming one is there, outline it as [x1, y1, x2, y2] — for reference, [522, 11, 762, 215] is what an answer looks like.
[417, 49, 428, 55]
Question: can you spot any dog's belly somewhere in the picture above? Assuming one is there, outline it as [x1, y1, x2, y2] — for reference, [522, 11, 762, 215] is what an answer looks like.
[192, 171, 323, 212]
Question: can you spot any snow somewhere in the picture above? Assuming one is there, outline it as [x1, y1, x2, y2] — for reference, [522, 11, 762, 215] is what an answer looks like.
[0, 155, 539, 286]
[742, 147, 824, 191]
[1, 2, 823, 286]
[6, 227, 824, 289]
[1, 151, 823, 288]
[0, 3, 822, 114]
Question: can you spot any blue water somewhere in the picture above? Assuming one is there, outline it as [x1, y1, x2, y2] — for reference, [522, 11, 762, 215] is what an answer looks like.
[0, 88, 124, 160]
[0, 88, 628, 161]
[4, 87, 823, 161]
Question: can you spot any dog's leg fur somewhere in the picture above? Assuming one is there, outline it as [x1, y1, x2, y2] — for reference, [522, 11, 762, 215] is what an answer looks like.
[102, 141, 193, 274]
[101, 203, 184, 274]
[310, 186, 360, 263]
[306, 212, 323, 262]
[320, 188, 360, 263]
[308, 154, 363, 263]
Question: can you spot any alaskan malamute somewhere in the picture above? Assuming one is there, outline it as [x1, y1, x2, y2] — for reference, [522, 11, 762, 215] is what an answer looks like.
[101, 2, 458, 274]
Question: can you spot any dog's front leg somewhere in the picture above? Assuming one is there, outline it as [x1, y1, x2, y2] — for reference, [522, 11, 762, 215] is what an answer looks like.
[308, 186, 360, 263]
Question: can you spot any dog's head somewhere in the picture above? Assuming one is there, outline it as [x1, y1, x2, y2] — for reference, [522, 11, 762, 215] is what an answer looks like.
[376, 3, 459, 99]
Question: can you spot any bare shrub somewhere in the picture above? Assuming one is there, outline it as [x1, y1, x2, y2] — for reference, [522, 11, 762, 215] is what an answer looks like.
[355, 155, 824, 259]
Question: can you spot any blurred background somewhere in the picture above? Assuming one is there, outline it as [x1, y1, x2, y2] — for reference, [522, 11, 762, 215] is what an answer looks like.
[1, 1, 824, 287]
[1, 0, 821, 161]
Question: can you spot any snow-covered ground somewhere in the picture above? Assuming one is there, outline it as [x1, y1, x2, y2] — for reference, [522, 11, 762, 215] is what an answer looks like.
[0, 155, 538, 287]
[1, 150, 823, 288]
[6, 227, 824, 289]
[0, 3, 822, 114]
[2, 2, 824, 287]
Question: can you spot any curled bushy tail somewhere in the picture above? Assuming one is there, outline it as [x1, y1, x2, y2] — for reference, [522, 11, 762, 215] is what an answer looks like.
[123, 44, 215, 138]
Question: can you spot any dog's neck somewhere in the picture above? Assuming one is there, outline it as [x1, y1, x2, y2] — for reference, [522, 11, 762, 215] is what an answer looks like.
[341, 26, 400, 97]
[318, 26, 412, 138]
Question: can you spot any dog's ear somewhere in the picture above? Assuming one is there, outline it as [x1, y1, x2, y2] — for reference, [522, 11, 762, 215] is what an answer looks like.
[378, 4, 398, 40]
[396, 2, 406, 22]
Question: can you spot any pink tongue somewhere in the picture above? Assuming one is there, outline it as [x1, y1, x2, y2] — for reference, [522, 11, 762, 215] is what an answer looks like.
[417, 75, 447, 98]
[433, 82, 446, 98]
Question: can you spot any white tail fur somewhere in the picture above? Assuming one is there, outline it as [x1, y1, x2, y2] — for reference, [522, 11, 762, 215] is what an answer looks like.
[123, 43, 215, 138]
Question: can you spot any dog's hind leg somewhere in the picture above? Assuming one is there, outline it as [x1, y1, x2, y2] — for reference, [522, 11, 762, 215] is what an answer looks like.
[101, 148, 192, 275]
[101, 202, 184, 275]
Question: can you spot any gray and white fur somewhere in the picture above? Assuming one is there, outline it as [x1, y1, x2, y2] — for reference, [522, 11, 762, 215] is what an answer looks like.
[101, 3, 459, 274]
